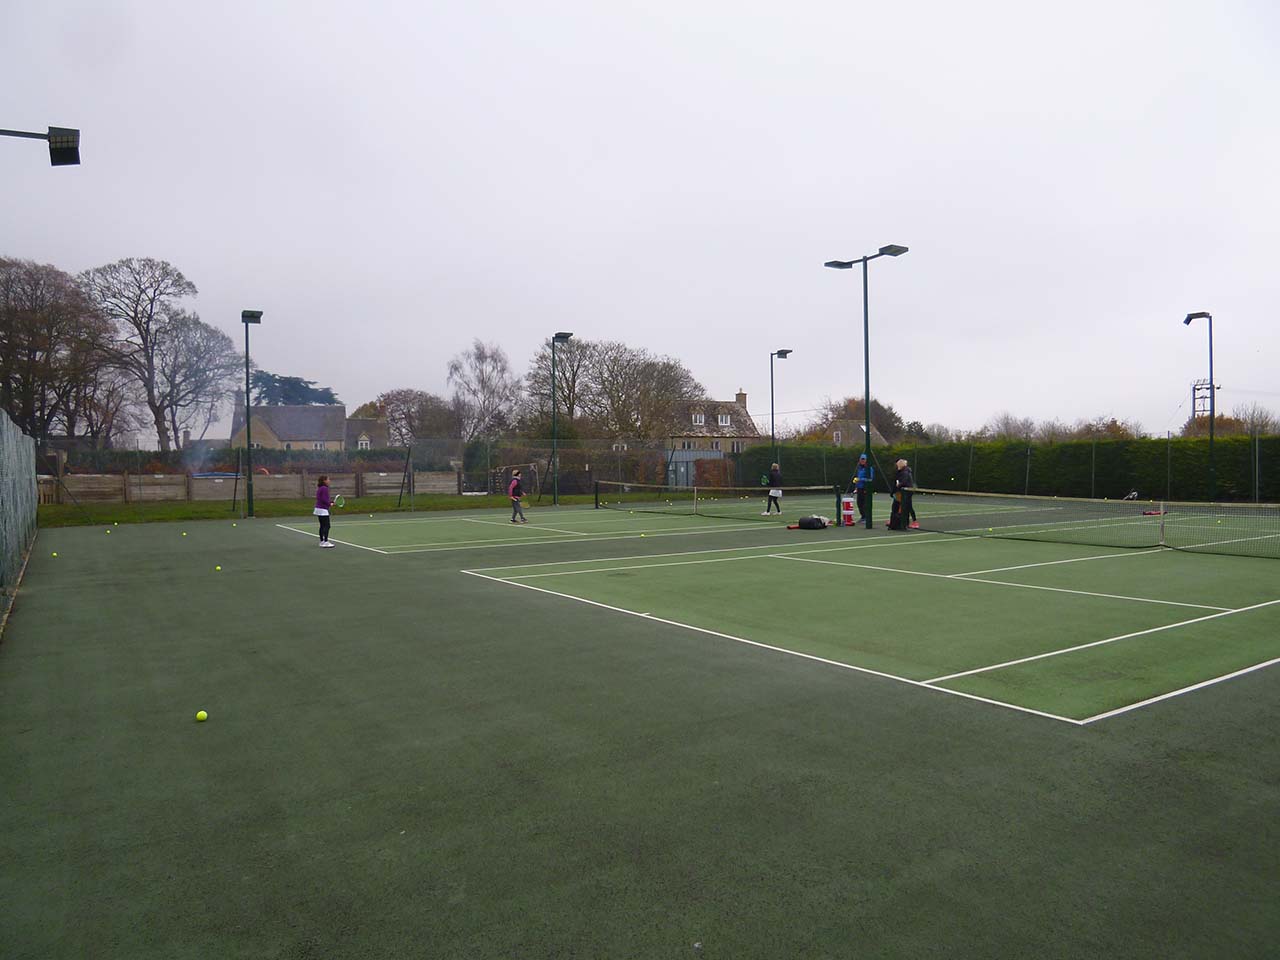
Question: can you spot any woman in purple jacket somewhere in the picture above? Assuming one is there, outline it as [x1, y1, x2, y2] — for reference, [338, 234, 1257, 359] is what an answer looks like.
[314, 475, 335, 547]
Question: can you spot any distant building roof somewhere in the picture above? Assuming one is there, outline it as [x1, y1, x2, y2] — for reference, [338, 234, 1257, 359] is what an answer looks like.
[669, 398, 761, 439]
[231, 404, 347, 441]
[345, 418, 390, 448]
[830, 419, 888, 447]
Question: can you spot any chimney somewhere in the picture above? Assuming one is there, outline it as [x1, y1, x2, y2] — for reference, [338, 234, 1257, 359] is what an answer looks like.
[182, 429, 191, 448]
[735, 388, 748, 409]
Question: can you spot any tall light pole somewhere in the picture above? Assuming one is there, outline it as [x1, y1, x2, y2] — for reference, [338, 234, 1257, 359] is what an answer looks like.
[242, 310, 263, 517]
[769, 349, 792, 462]
[551, 332, 573, 506]
[824, 244, 909, 528]
[0, 125, 81, 165]
[1184, 311, 1215, 501]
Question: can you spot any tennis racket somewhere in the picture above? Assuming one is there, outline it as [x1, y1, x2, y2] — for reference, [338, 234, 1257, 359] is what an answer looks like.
[333, 494, 346, 508]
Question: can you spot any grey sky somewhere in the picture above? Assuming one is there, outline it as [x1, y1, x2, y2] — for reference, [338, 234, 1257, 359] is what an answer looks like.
[4, 0, 1277, 440]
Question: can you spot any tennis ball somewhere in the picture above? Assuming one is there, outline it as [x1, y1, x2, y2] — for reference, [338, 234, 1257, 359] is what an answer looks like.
[113, 522, 118, 526]
[215, 565, 222, 571]
[182, 532, 187, 537]
[195, 710, 208, 722]
[105, 529, 110, 534]
[51, 552, 57, 558]
[232, 522, 237, 527]
[988, 527, 994, 532]
[640, 533, 646, 537]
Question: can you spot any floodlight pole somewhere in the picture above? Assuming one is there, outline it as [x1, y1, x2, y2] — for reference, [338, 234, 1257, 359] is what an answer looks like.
[769, 349, 792, 463]
[242, 310, 263, 517]
[1184, 311, 1215, 501]
[825, 245, 908, 528]
[551, 332, 573, 506]
[0, 126, 81, 165]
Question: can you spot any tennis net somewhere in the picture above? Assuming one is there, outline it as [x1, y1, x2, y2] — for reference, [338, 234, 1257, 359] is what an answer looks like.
[595, 481, 841, 524]
[907, 488, 1280, 559]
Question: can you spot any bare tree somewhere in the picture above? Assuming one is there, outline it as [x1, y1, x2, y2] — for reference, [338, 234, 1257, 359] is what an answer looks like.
[984, 412, 1036, 439]
[80, 258, 199, 452]
[522, 337, 592, 428]
[0, 257, 113, 444]
[575, 341, 704, 440]
[374, 388, 459, 444]
[924, 422, 956, 443]
[447, 340, 521, 441]
[1231, 402, 1280, 436]
[156, 312, 242, 449]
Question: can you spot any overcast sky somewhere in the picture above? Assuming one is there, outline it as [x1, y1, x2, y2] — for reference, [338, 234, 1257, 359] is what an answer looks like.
[4, 0, 1277, 441]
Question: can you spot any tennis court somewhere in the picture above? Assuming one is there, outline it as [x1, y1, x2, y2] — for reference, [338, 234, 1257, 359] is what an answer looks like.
[4, 492, 1279, 957]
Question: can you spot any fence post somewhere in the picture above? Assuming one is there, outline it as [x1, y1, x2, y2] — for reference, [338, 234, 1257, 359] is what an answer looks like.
[1091, 438, 1096, 499]
[1166, 432, 1172, 501]
[456, 470, 462, 495]
[123, 471, 131, 504]
[1024, 440, 1031, 495]
[300, 470, 307, 498]
[966, 443, 974, 492]
[186, 472, 193, 501]
[356, 469, 365, 498]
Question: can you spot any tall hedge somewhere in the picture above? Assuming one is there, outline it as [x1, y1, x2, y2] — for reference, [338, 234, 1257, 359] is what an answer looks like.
[738, 436, 1279, 503]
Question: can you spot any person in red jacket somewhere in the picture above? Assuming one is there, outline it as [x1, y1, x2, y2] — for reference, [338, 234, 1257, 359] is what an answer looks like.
[508, 469, 528, 523]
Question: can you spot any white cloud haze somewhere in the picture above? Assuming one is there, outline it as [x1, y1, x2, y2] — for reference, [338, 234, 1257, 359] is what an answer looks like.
[3, 0, 1277, 440]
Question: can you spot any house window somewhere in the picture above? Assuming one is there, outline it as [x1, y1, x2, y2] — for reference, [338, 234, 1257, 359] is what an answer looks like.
[731, 441, 744, 454]
[711, 440, 721, 451]
[358, 436, 370, 450]
[718, 413, 730, 427]
[312, 441, 325, 451]
[681, 440, 694, 450]
[611, 442, 628, 452]
[250, 442, 263, 450]
[284, 443, 292, 450]
[692, 413, 704, 426]
[833, 431, 841, 445]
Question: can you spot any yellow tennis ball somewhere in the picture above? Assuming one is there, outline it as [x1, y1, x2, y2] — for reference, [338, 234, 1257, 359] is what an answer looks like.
[232, 522, 237, 527]
[51, 552, 57, 557]
[182, 532, 187, 537]
[195, 710, 208, 722]
[215, 565, 221, 571]
[640, 533, 646, 537]
[113, 522, 118, 526]
[105, 529, 111, 534]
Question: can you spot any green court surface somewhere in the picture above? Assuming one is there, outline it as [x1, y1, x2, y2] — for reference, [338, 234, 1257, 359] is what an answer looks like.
[3, 504, 1279, 958]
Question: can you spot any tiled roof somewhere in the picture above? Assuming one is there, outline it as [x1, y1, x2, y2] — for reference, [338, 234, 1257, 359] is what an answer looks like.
[345, 418, 390, 448]
[669, 400, 761, 439]
[231, 404, 347, 441]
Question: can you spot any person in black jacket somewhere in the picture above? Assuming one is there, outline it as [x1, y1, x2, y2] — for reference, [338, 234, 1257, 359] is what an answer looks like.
[762, 462, 783, 515]
[889, 458, 915, 530]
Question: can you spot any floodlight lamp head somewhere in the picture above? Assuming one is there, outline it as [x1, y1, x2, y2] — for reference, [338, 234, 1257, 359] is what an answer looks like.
[241, 310, 263, 324]
[553, 331, 573, 342]
[1184, 311, 1211, 324]
[824, 260, 855, 270]
[879, 244, 909, 257]
[46, 127, 80, 166]
[775, 349, 792, 359]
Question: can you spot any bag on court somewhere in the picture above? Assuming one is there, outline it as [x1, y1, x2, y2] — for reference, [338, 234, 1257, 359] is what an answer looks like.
[797, 516, 828, 530]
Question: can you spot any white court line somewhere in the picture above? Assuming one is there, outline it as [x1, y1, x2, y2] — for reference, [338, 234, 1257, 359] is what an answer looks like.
[774, 554, 1230, 611]
[466, 531, 966, 572]
[463, 517, 588, 536]
[1173, 532, 1280, 551]
[503, 553, 777, 580]
[1079, 655, 1280, 724]
[273, 523, 390, 554]
[461, 570, 1083, 726]
[380, 522, 773, 554]
[949, 548, 1163, 577]
[924, 598, 1280, 684]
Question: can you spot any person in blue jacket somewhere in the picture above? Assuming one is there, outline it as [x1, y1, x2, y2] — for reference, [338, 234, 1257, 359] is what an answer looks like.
[851, 453, 873, 521]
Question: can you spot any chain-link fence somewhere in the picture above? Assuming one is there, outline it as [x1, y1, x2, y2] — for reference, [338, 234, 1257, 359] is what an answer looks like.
[1, 412, 38, 628]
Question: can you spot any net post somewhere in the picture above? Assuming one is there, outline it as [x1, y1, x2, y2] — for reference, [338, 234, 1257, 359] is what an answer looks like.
[693, 485, 699, 516]
[1159, 501, 1166, 547]
[833, 485, 841, 527]
[594, 480, 600, 510]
